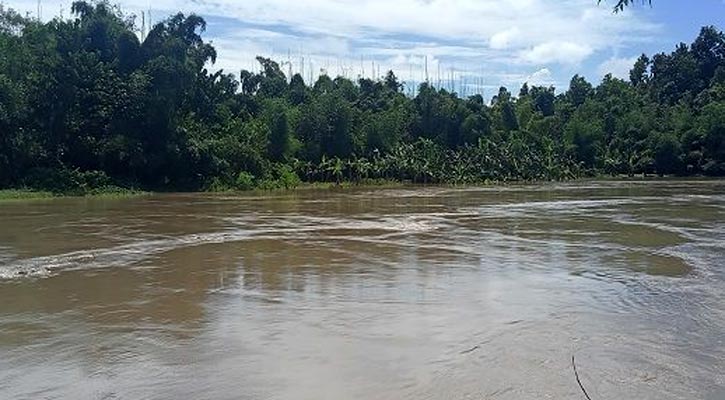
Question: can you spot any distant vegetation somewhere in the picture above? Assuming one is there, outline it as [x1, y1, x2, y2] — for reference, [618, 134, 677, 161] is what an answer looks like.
[1, 1, 724, 193]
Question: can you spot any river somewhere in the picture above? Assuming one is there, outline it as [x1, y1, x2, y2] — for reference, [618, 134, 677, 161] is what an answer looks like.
[0, 180, 723, 399]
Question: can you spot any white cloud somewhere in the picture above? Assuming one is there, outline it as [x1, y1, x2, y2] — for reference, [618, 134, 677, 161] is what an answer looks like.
[489, 27, 522, 50]
[520, 42, 593, 65]
[597, 56, 638, 79]
[11, 0, 659, 53]
[526, 68, 557, 86]
[8, 0, 661, 96]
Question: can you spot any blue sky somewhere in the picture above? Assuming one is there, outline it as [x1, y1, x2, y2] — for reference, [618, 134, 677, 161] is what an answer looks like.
[11, 0, 725, 97]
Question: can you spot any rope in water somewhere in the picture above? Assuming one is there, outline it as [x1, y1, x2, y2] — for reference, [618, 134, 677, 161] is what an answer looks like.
[572, 355, 594, 400]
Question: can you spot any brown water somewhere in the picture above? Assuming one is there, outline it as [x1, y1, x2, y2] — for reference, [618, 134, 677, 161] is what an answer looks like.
[1, 180, 724, 400]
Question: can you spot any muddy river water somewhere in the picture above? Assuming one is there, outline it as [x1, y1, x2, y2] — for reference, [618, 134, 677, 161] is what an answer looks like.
[0, 180, 723, 399]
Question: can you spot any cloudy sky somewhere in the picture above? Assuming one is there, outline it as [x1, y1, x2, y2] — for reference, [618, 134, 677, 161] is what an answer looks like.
[9, 0, 725, 97]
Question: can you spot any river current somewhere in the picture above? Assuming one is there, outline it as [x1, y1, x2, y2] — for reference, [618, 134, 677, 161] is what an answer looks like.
[0, 180, 723, 399]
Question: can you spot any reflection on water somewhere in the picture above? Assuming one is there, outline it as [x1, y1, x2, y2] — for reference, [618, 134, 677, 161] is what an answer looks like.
[0, 180, 724, 399]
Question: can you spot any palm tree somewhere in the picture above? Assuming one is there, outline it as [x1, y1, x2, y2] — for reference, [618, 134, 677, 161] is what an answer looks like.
[319, 155, 332, 181]
[352, 157, 371, 182]
[327, 157, 344, 184]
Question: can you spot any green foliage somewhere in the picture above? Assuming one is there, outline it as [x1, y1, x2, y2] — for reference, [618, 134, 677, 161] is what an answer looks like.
[298, 90, 356, 160]
[276, 165, 302, 189]
[0, 1, 723, 195]
[565, 101, 604, 168]
[20, 167, 138, 196]
[264, 99, 293, 161]
[235, 171, 255, 191]
[651, 132, 682, 175]
[258, 164, 301, 190]
[599, 0, 652, 13]
[568, 75, 594, 107]
[698, 101, 725, 174]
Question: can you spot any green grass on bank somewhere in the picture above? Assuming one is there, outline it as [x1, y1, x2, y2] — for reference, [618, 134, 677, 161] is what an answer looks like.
[0, 187, 149, 202]
[205, 178, 405, 193]
[3, 175, 719, 201]
[0, 189, 56, 201]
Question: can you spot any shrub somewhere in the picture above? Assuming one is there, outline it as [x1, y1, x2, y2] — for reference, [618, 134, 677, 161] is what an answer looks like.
[22, 168, 114, 195]
[235, 171, 255, 190]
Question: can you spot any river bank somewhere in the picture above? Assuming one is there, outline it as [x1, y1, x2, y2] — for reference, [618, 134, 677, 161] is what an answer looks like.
[0, 188, 149, 202]
[2, 174, 720, 202]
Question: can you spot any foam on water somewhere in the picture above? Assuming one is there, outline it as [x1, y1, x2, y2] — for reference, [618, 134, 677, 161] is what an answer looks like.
[0, 212, 452, 279]
[0, 230, 256, 279]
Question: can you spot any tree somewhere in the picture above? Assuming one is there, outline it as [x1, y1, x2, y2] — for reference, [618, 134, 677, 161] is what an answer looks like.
[565, 101, 604, 168]
[691, 26, 725, 85]
[265, 100, 293, 161]
[255, 57, 287, 98]
[461, 112, 492, 145]
[384, 71, 402, 92]
[650, 132, 682, 175]
[568, 75, 594, 108]
[491, 87, 519, 132]
[630, 54, 650, 87]
[288, 73, 309, 105]
[599, 0, 652, 13]
[698, 101, 725, 174]
[297, 92, 356, 160]
[0, 0, 723, 192]
[530, 86, 556, 117]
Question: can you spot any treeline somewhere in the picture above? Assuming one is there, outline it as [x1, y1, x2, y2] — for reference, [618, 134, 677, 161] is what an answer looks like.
[1, 2, 724, 193]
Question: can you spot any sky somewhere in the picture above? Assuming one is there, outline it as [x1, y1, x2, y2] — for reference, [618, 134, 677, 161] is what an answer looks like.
[8, 0, 725, 98]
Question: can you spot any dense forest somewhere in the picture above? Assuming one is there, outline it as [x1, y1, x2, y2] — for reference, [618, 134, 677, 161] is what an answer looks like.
[1, 2, 724, 193]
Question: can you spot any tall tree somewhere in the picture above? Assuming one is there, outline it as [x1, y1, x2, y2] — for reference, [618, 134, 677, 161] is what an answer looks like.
[599, 0, 652, 13]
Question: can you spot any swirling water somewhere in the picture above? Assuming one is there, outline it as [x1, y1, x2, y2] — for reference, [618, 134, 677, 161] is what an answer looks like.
[0, 180, 723, 399]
